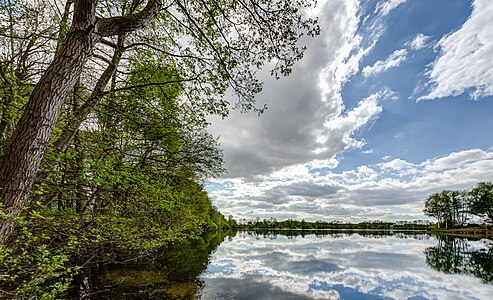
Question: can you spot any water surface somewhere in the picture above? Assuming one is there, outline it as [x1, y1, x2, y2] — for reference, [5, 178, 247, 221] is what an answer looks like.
[79, 230, 493, 299]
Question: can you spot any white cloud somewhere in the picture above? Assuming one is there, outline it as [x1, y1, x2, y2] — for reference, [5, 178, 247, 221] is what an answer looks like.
[406, 33, 430, 50]
[362, 49, 408, 77]
[379, 158, 415, 171]
[375, 0, 408, 17]
[362, 33, 429, 78]
[206, 1, 493, 223]
[420, 0, 493, 100]
[209, 0, 372, 179]
[208, 148, 493, 221]
[422, 148, 492, 171]
[322, 92, 383, 150]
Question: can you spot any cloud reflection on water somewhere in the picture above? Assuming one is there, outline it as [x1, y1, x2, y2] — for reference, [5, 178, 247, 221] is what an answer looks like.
[200, 232, 493, 299]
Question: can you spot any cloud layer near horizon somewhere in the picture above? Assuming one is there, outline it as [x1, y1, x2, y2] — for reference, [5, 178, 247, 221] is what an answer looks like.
[209, 148, 493, 221]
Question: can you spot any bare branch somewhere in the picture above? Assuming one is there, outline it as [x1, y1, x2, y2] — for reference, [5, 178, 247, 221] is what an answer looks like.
[101, 38, 118, 49]
[109, 74, 204, 94]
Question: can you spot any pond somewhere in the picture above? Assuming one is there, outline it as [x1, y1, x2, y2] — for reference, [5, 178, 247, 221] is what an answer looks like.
[72, 230, 493, 299]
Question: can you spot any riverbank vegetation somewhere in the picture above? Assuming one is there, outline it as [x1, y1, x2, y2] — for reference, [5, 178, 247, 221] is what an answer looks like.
[0, 0, 318, 298]
[424, 182, 493, 229]
[68, 229, 234, 298]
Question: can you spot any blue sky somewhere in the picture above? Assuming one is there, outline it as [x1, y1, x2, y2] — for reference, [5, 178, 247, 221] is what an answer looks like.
[207, 0, 493, 222]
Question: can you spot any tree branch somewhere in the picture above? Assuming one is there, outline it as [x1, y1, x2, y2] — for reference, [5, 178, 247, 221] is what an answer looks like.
[101, 38, 118, 49]
[96, 0, 163, 37]
[124, 42, 211, 62]
[108, 74, 203, 94]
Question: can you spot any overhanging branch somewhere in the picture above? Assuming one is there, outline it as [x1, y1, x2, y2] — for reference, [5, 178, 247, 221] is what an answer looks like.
[96, 0, 163, 37]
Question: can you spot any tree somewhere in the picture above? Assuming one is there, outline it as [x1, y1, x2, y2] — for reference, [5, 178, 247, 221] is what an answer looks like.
[423, 190, 468, 229]
[0, 0, 163, 242]
[0, 0, 56, 151]
[469, 182, 493, 223]
[0, 57, 233, 296]
[424, 192, 447, 228]
[0, 0, 319, 243]
[450, 190, 469, 227]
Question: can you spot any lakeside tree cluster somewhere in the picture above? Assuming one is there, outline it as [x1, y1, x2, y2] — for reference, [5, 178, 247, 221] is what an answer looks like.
[0, 0, 318, 298]
[424, 182, 493, 229]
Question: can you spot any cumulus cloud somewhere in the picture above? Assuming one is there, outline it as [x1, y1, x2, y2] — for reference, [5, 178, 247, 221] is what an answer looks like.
[379, 158, 415, 171]
[362, 49, 408, 77]
[422, 148, 492, 171]
[208, 0, 370, 179]
[406, 33, 430, 50]
[321, 92, 383, 151]
[420, 0, 493, 100]
[207, 1, 492, 223]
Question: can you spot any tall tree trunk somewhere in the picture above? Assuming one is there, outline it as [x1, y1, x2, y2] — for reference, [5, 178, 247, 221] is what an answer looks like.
[33, 33, 127, 191]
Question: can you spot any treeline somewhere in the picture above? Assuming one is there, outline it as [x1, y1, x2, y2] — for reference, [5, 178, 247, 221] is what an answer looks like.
[237, 229, 431, 240]
[0, 0, 317, 297]
[424, 182, 493, 229]
[235, 219, 431, 230]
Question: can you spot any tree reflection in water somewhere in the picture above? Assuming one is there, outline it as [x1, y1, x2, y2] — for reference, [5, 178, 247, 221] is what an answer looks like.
[70, 230, 233, 299]
[238, 228, 431, 240]
[70, 230, 493, 299]
[425, 235, 493, 284]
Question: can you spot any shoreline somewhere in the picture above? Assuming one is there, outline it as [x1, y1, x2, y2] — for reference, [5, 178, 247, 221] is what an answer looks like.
[432, 227, 493, 238]
[234, 227, 493, 238]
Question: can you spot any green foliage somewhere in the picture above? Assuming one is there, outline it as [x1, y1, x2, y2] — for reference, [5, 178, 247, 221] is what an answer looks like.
[1, 172, 230, 298]
[0, 208, 77, 299]
[469, 182, 493, 223]
[1, 57, 229, 299]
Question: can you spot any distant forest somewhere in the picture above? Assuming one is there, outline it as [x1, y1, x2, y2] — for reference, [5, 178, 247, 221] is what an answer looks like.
[235, 219, 431, 230]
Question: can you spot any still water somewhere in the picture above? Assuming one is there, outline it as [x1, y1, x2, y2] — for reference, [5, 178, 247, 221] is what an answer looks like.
[77, 230, 493, 299]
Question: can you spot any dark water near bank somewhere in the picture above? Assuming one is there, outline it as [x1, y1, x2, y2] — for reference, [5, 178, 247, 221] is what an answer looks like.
[72, 230, 493, 299]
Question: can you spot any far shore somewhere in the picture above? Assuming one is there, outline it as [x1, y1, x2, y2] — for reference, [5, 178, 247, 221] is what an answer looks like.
[234, 227, 493, 238]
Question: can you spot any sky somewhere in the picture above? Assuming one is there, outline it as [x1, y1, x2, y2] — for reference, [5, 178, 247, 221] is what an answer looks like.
[206, 0, 493, 222]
